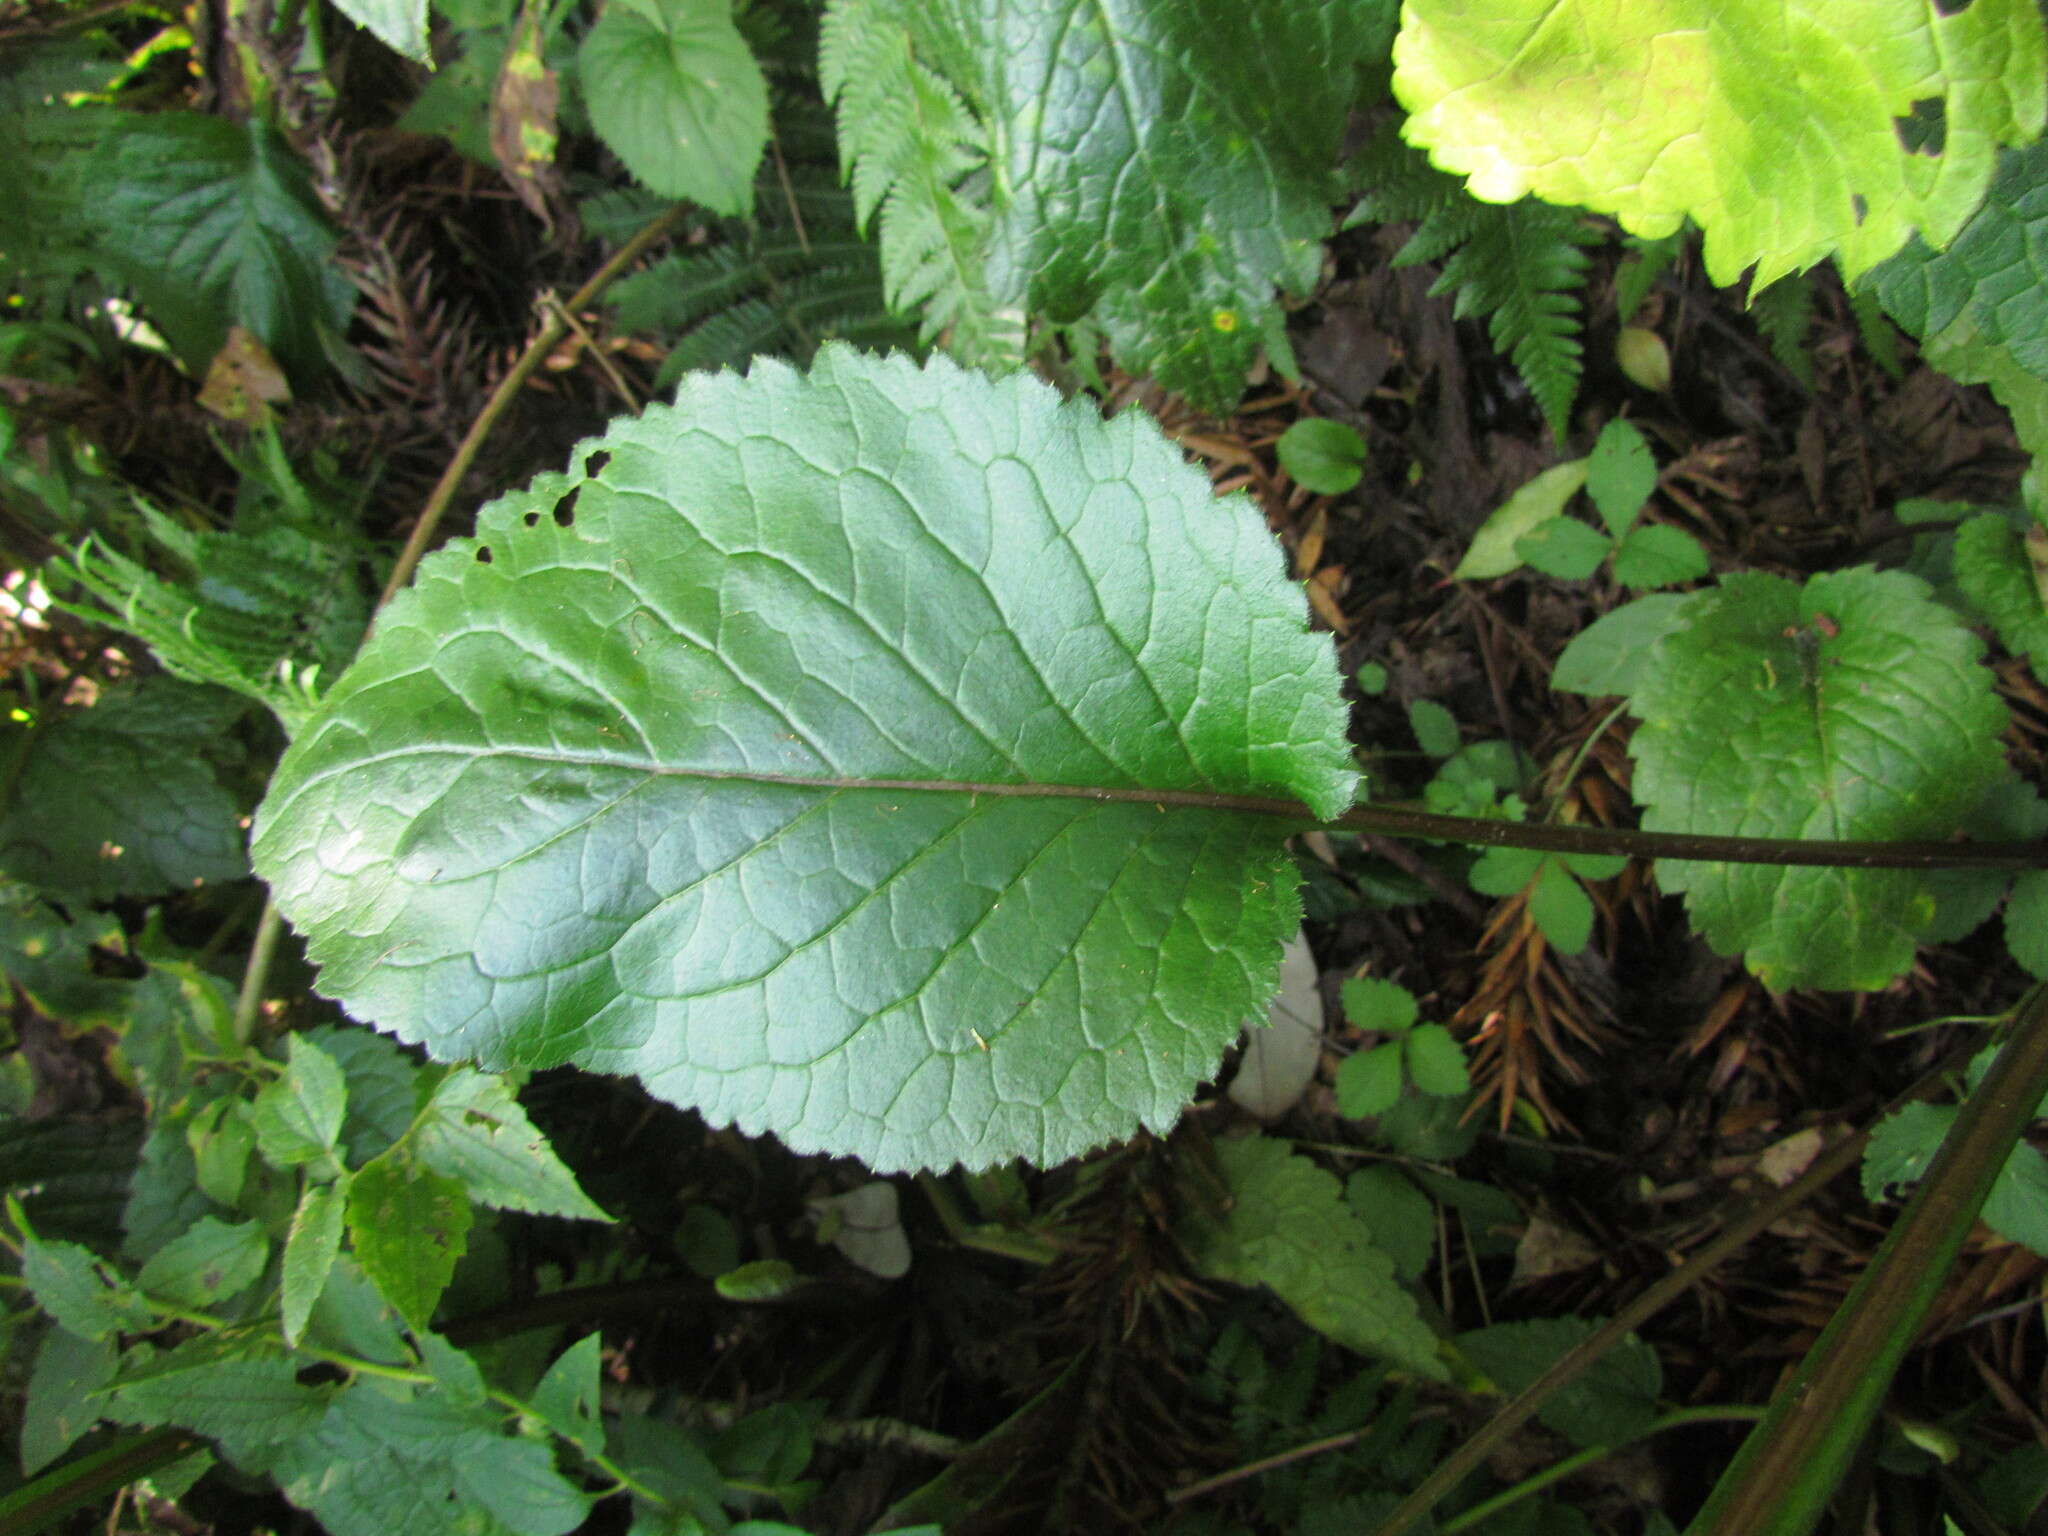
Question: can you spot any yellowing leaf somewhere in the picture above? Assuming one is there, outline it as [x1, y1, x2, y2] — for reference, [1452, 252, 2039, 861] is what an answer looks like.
[1394, 0, 2048, 287]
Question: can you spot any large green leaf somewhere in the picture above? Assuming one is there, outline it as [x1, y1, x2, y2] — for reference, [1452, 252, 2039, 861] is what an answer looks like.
[83, 114, 353, 385]
[1868, 139, 2048, 377]
[1392, 0, 2048, 288]
[1628, 569, 2007, 991]
[577, 0, 768, 216]
[253, 348, 1354, 1173]
[824, 0, 1385, 408]
[982, 0, 1374, 407]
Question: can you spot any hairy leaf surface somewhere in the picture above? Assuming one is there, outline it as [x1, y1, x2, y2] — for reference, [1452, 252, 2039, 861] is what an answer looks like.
[1393, 0, 2048, 287]
[824, 0, 1377, 408]
[1869, 139, 2048, 378]
[254, 349, 1354, 1172]
[1629, 569, 2007, 990]
[578, 0, 768, 215]
[1182, 1135, 1445, 1378]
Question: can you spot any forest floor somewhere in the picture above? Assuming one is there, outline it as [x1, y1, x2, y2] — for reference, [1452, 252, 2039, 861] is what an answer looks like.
[12, 115, 2048, 1535]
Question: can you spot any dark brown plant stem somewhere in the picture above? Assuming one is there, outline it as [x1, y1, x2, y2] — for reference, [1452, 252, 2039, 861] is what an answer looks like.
[1685, 984, 2048, 1536]
[1330, 803, 2048, 870]
[376, 205, 685, 611]
[1364, 1032, 1989, 1536]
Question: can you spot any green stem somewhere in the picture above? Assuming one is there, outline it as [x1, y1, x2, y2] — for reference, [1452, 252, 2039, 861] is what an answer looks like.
[1366, 1032, 1987, 1536]
[1437, 1406, 1765, 1534]
[914, 1171, 1061, 1265]
[1683, 984, 2048, 1536]
[230, 897, 284, 1047]
[0, 1430, 200, 1536]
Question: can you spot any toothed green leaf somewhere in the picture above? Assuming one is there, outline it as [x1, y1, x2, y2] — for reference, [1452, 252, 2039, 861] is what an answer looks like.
[1394, 0, 2048, 287]
[252, 349, 1354, 1174]
[1628, 569, 2007, 991]
[578, 0, 768, 215]
[1182, 1135, 1445, 1378]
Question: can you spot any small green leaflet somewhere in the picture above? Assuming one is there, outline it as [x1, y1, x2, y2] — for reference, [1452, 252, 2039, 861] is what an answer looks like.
[346, 1150, 472, 1334]
[253, 348, 1355, 1174]
[578, 0, 768, 216]
[1628, 569, 2008, 991]
[1340, 977, 1417, 1033]
[412, 1069, 609, 1221]
[252, 1032, 349, 1170]
[1611, 524, 1708, 590]
[1408, 699, 1461, 759]
[1586, 419, 1656, 537]
[1277, 419, 1368, 496]
[1515, 517, 1611, 580]
[136, 1216, 269, 1308]
[1336, 1043, 1405, 1118]
[1181, 1135, 1445, 1379]
[282, 1180, 347, 1346]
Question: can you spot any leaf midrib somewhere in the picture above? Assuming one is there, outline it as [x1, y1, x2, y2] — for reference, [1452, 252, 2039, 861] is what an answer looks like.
[277, 742, 1312, 819]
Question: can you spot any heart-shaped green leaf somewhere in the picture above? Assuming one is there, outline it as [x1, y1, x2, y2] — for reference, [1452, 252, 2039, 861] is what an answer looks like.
[253, 348, 1354, 1172]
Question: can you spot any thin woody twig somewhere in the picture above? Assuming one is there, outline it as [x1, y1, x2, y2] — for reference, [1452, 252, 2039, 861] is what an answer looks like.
[378, 204, 685, 610]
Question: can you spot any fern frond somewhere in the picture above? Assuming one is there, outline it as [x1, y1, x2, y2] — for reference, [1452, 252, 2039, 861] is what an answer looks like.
[1434, 202, 1596, 441]
[1750, 271, 1817, 389]
[1349, 128, 1597, 440]
[819, 0, 1019, 369]
[49, 517, 366, 731]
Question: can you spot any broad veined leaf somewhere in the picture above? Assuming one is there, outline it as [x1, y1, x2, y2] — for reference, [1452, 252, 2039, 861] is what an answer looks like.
[984, 0, 1376, 408]
[1392, 0, 2048, 288]
[1458, 1317, 1661, 1449]
[282, 1180, 346, 1346]
[1181, 1134, 1445, 1378]
[346, 1150, 472, 1333]
[107, 1343, 329, 1460]
[135, 1216, 269, 1308]
[1954, 512, 2048, 680]
[83, 113, 354, 385]
[577, 0, 768, 216]
[1868, 139, 2048, 380]
[21, 1325, 114, 1474]
[412, 1068, 609, 1220]
[253, 348, 1355, 1173]
[1628, 568, 2007, 991]
[823, 0, 1381, 408]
